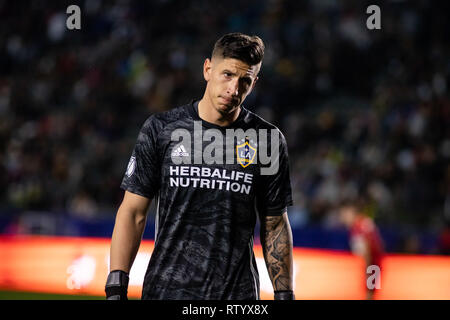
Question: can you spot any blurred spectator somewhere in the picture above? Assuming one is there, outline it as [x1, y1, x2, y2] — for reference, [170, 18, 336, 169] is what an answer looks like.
[437, 222, 450, 255]
[402, 233, 421, 254]
[0, 1, 449, 252]
[68, 190, 98, 219]
[3, 216, 27, 235]
[439, 189, 450, 255]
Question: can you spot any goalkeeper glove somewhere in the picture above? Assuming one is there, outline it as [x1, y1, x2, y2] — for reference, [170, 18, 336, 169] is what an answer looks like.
[105, 270, 129, 300]
[274, 290, 295, 300]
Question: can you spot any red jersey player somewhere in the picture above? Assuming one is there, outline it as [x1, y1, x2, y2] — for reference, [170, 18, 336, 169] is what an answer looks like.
[339, 200, 384, 299]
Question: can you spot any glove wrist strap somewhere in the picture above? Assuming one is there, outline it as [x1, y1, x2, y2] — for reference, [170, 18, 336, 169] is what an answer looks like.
[105, 270, 129, 300]
[274, 290, 295, 300]
[106, 270, 129, 287]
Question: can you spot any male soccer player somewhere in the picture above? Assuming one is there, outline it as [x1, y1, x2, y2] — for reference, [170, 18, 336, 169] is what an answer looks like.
[105, 33, 295, 300]
[339, 200, 384, 299]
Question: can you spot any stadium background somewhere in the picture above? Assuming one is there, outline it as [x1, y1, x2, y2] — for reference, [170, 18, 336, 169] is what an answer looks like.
[0, 0, 449, 299]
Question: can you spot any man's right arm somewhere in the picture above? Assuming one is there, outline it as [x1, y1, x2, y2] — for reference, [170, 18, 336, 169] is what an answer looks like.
[110, 191, 152, 272]
[106, 191, 152, 299]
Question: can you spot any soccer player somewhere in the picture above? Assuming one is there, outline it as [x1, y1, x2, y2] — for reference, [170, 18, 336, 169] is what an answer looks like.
[338, 199, 384, 299]
[105, 33, 295, 300]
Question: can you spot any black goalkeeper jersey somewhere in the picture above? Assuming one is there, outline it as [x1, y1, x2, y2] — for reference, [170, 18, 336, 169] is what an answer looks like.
[120, 100, 293, 300]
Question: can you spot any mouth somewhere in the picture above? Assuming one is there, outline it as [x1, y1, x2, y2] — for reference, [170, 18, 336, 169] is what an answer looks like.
[219, 96, 238, 106]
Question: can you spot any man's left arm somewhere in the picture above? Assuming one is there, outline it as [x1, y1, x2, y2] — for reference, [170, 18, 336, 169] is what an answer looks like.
[260, 211, 295, 300]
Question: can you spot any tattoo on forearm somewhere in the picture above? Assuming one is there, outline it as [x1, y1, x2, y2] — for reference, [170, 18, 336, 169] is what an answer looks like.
[262, 216, 293, 291]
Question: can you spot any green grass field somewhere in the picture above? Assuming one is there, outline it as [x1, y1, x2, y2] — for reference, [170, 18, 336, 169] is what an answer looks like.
[0, 290, 104, 300]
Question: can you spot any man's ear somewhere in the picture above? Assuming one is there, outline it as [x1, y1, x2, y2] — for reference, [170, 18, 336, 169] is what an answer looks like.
[250, 76, 259, 91]
[203, 58, 212, 81]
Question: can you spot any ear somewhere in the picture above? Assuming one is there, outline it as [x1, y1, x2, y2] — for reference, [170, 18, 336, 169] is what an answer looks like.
[203, 58, 212, 81]
[250, 76, 259, 91]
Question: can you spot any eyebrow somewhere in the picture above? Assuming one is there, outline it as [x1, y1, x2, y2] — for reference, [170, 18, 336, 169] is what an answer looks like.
[223, 69, 253, 82]
[223, 69, 236, 75]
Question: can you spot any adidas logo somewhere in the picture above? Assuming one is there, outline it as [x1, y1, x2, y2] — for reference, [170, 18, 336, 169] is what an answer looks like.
[171, 144, 190, 157]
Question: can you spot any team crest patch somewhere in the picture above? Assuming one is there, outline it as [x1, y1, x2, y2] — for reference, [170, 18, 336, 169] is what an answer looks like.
[236, 139, 257, 168]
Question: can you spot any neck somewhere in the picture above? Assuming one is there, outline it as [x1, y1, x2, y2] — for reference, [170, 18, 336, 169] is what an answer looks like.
[198, 95, 241, 127]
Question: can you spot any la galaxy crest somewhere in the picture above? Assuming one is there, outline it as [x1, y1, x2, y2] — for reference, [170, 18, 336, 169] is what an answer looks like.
[236, 137, 257, 168]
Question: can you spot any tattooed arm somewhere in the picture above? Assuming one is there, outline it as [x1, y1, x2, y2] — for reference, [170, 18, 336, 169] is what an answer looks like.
[260, 212, 295, 299]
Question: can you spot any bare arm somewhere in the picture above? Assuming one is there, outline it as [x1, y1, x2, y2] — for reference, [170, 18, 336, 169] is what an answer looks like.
[109, 191, 152, 273]
[260, 212, 294, 292]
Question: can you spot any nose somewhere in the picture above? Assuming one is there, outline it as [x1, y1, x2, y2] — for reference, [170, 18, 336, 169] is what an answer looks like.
[227, 79, 239, 97]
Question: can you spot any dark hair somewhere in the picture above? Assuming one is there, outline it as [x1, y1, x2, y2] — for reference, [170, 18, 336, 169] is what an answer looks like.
[212, 32, 265, 66]
[339, 198, 365, 213]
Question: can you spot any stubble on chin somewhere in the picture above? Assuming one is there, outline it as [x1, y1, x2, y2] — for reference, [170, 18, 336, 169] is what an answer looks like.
[216, 103, 239, 117]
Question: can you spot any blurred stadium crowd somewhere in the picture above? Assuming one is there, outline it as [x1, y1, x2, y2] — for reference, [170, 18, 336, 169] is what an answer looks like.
[0, 1, 449, 253]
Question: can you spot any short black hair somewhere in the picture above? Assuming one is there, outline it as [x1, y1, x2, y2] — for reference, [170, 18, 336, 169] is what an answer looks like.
[212, 32, 265, 66]
[339, 198, 365, 213]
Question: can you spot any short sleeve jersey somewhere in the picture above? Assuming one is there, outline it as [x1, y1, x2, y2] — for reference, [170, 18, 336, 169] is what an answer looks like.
[121, 100, 293, 300]
[350, 216, 385, 267]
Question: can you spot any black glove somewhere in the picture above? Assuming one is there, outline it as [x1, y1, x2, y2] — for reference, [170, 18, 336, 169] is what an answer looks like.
[105, 270, 129, 300]
[274, 290, 295, 300]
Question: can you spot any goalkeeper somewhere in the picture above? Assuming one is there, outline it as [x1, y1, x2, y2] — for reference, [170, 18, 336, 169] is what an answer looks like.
[105, 33, 295, 300]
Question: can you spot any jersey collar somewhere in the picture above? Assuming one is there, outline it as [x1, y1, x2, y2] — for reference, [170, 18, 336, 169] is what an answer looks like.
[188, 99, 249, 130]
